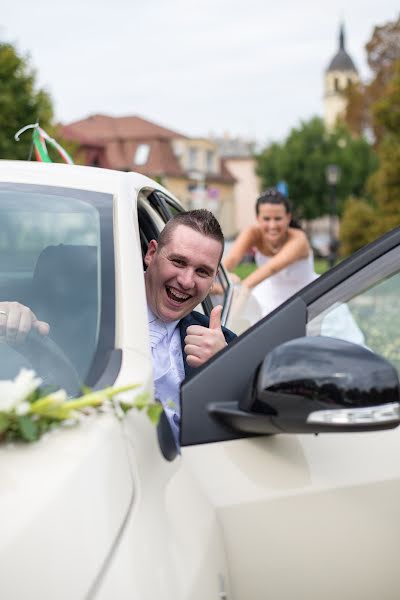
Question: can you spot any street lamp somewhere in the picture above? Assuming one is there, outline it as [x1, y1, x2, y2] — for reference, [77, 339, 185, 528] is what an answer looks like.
[325, 164, 341, 268]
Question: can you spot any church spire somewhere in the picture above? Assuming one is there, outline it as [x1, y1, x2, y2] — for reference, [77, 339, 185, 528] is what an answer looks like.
[326, 21, 357, 73]
[324, 22, 359, 131]
[339, 23, 345, 51]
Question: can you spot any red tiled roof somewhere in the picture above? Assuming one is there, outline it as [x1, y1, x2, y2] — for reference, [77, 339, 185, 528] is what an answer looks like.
[62, 114, 187, 143]
[110, 138, 185, 177]
[61, 114, 187, 176]
[217, 159, 236, 184]
[61, 114, 235, 184]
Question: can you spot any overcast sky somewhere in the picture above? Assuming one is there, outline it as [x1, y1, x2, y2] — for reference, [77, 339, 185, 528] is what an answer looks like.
[2, 1, 399, 145]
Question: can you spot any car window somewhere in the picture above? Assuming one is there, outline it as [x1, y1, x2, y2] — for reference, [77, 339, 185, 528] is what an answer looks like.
[147, 191, 178, 222]
[306, 246, 400, 375]
[209, 267, 232, 324]
[0, 183, 115, 391]
[157, 192, 183, 217]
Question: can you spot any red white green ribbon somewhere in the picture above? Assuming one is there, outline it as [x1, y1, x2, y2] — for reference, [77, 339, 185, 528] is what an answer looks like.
[32, 126, 74, 164]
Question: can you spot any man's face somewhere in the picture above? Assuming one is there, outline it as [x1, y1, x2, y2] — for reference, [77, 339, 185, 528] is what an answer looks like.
[144, 225, 222, 322]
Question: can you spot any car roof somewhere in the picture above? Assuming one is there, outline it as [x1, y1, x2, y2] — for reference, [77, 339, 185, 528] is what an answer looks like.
[0, 160, 163, 198]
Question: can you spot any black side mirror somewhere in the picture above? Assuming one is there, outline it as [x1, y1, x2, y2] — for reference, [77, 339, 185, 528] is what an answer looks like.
[208, 336, 400, 436]
[248, 336, 400, 433]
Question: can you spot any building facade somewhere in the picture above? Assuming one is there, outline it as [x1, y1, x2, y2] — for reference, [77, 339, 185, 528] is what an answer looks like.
[61, 115, 236, 237]
[210, 134, 261, 233]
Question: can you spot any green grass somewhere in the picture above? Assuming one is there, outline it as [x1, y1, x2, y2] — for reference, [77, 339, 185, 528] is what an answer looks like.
[233, 263, 258, 280]
[233, 259, 330, 280]
[314, 259, 330, 275]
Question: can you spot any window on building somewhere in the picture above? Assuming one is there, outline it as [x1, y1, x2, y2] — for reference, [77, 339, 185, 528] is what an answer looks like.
[188, 147, 198, 169]
[206, 150, 214, 172]
[133, 144, 150, 166]
[334, 77, 339, 92]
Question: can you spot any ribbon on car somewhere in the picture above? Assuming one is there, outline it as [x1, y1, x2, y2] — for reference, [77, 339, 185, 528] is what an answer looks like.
[14, 123, 74, 164]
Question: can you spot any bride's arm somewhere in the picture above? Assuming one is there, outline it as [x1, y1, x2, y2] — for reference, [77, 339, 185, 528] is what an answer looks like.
[223, 227, 259, 272]
[242, 229, 310, 289]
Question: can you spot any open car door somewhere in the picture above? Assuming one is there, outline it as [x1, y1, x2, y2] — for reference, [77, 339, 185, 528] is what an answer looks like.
[180, 226, 400, 600]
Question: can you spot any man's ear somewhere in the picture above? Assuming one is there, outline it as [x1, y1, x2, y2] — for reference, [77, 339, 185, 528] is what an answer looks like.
[144, 239, 158, 267]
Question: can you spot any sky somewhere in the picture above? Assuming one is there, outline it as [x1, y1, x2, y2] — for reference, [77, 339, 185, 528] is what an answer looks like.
[2, 1, 399, 146]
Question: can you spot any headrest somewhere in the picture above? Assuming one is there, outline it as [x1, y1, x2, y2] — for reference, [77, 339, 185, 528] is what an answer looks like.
[33, 244, 98, 303]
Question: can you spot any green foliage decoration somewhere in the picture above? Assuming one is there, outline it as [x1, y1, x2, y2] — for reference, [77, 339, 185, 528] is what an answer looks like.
[0, 368, 162, 443]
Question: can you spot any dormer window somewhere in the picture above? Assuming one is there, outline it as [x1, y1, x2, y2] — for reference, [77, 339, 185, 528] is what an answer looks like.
[133, 144, 150, 166]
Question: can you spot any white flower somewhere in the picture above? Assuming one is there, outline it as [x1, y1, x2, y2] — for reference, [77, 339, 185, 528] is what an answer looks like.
[15, 401, 30, 416]
[0, 369, 42, 414]
[0, 380, 21, 412]
[44, 389, 68, 404]
[14, 369, 43, 398]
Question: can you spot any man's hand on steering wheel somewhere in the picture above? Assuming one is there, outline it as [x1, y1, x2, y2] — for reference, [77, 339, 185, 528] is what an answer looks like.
[0, 302, 50, 344]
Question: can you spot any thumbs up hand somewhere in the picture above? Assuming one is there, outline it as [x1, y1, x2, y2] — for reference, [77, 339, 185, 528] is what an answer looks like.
[184, 305, 227, 368]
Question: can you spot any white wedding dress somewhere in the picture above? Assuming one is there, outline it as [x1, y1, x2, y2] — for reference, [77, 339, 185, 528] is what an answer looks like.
[251, 250, 318, 317]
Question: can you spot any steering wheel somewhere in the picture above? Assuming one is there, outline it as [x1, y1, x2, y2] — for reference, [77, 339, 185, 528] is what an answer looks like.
[8, 330, 82, 395]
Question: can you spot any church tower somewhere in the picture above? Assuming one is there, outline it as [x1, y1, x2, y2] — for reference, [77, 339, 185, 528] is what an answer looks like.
[324, 24, 359, 130]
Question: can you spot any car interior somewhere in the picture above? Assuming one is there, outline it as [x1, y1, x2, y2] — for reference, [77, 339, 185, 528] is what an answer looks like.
[0, 242, 99, 388]
[30, 244, 99, 380]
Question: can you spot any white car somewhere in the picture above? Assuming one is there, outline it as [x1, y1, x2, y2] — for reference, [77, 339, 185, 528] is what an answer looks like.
[0, 160, 400, 600]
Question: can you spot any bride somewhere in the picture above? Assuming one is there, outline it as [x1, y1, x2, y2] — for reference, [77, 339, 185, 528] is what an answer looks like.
[224, 188, 317, 318]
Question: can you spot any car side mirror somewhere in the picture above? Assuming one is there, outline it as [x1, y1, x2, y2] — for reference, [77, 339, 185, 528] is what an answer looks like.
[208, 336, 400, 436]
[247, 336, 400, 433]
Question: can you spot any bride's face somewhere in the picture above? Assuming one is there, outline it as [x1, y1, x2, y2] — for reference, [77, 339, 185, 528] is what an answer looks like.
[256, 203, 291, 244]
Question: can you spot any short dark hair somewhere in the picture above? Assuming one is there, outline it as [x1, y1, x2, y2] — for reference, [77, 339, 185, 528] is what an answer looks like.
[158, 209, 225, 259]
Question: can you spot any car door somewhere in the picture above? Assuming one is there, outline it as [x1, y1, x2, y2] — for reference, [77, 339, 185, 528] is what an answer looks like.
[180, 227, 400, 600]
[0, 172, 135, 600]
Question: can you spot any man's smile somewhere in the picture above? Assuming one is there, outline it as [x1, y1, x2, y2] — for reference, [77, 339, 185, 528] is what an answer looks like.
[166, 285, 192, 303]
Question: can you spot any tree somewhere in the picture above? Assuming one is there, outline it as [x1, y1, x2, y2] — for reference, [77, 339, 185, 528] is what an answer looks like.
[339, 197, 377, 256]
[366, 16, 400, 79]
[345, 15, 400, 141]
[372, 58, 400, 138]
[0, 43, 53, 160]
[367, 59, 400, 234]
[256, 117, 377, 221]
[340, 59, 400, 254]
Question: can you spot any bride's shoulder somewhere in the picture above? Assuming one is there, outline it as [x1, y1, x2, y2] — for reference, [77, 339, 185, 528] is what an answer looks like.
[249, 224, 263, 243]
[288, 227, 308, 242]
[287, 227, 310, 257]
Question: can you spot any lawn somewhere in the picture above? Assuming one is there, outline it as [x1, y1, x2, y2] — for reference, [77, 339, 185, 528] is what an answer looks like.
[233, 259, 329, 280]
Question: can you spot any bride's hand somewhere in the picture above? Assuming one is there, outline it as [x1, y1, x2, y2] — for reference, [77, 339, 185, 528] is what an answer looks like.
[228, 272, 241, 285]
[230, 284, 251, 317]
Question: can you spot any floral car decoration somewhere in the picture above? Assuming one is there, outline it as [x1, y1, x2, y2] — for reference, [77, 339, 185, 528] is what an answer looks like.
[0, 369, 162, 443]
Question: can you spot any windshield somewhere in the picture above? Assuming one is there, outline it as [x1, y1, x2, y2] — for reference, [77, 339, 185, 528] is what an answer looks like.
[0, 183, 115, 395]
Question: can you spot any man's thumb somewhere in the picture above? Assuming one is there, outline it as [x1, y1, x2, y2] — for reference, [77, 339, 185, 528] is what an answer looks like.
[209, 305, 223, 330]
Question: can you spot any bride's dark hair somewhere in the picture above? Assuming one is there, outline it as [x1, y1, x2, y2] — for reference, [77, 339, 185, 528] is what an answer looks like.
[255, 188, 301, 229]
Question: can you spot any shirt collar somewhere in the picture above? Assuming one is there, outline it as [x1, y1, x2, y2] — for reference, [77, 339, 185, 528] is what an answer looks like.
[147, 305, 179, 342]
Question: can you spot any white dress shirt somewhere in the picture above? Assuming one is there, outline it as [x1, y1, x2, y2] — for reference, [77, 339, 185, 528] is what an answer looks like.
[147, 306, 185, 447]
